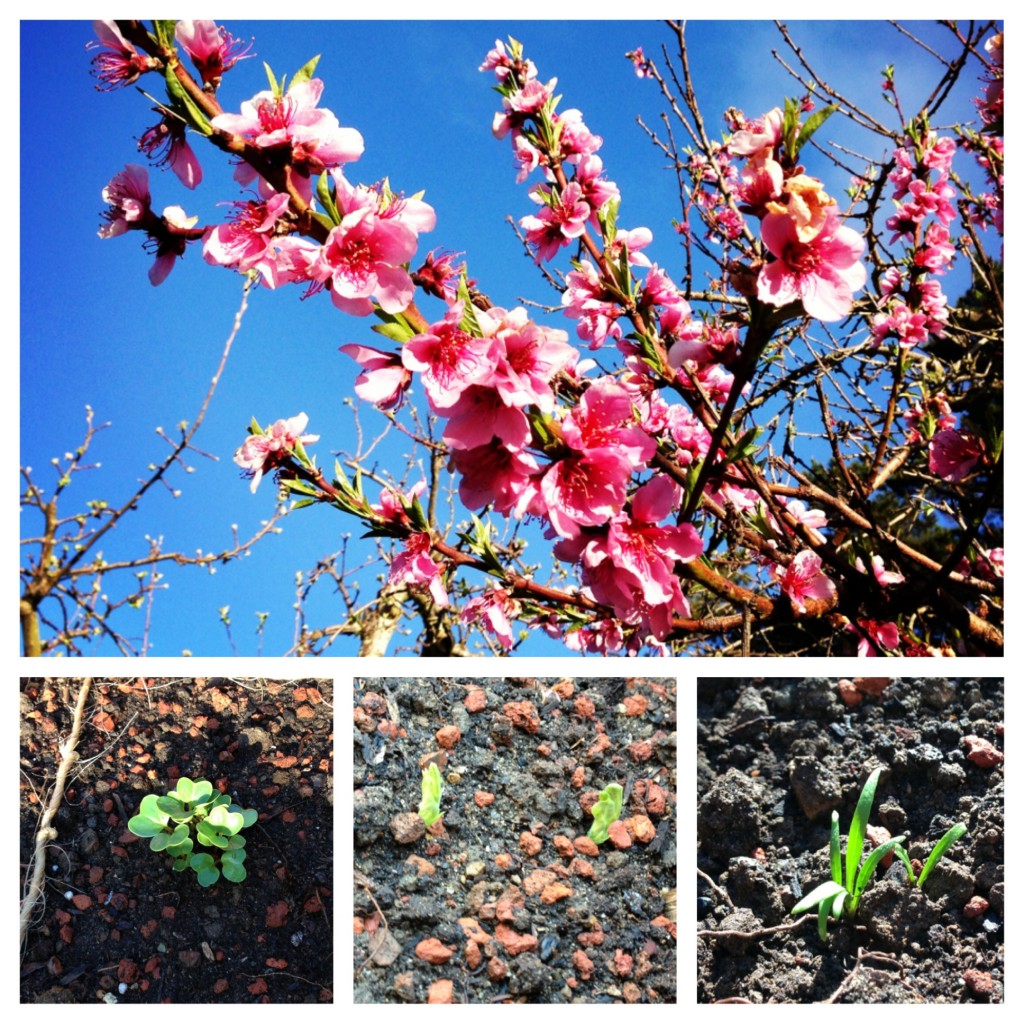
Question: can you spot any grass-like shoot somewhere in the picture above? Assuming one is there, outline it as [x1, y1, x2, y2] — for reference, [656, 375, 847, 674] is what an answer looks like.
[418, 762, 444, 828]
[791, 767, 907, 940]
[791, 767, 970, 941]
[588, 782, 624, 844]
[127, 776, 258, 887]
[892, 822, 969, 888]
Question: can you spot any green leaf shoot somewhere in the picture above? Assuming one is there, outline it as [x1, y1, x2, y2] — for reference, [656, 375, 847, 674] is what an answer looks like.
[587, 782, 623, 844]
[418, 762, 444, 829]
[128, 777, 257, 886]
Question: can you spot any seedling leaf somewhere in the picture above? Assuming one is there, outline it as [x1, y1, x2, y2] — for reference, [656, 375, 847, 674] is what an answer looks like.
[587, 783, 624, 845]
[916, 822, 967, 888]
[846, 767, 882, 890]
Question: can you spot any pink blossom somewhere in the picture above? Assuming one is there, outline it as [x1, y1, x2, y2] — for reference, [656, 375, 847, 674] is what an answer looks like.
[174, 20, 252, 87]
[492, 78, 555, 139]
[412, 248, 466, 302]
[203, 193, 294, 284]
[89, 20, 157, 90]
[929, 429, 985, 482]
[772, 550, 836, 613]
[402, 303, 501, 410]
[757, 207, 866, 321]
[975, 547, 1004, 580]
[371, 481, 425, 527]
[388, 533, 448, 608]
[486, 307, 577, 413]
[851, 618, 901, 657]
[520, 182, 591, 263]
[562, 617, 625, 654]
[99, 164, 152, 238]
[626, 47, 654, 78]
[234, 412, 318, 493]
[914, 223, 956, 274]
[555, 109, 604, 162]
[573, 155, 619, 218]
[539, 448, 635, 539]
[479, 39, 536, 82]
[562, 261, 623, 349]
[903, 395, 955, 443]
[855, 554, 905, 587]
[147, 204, 199, 286]
[339, 343, 412, 409]
[451, 443, 539, 516]
[441, 387, 530, 451]
[778, 499, 827, 544]
[728, 108, 783, 158]
[871, 302, 929, 348]
[610, 226, 654, 267]
[512, 135, 543, 182]
[138, 115, 203, 189]
[582, 476, 703, 621]
[461, 587, 521, 649]
[211, 79, 364, 183]
[309, 200, 419, 316]
[562, 379, 657, 465]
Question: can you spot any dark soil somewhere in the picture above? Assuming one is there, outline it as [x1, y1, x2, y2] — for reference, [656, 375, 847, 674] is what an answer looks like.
[20, 677, 334, 1004]
[697, 677, 1004, 1004]
[352, 676, 677, 1004]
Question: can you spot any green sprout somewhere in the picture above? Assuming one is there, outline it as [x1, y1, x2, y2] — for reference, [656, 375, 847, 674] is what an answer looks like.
[588, 782, 623, 844]
[127, 776, 258, 887]
[418, 762, 444, 829]
[790, 767, 968, 941]
[791, 768, 906, 940]
[893, 822, 969, 888]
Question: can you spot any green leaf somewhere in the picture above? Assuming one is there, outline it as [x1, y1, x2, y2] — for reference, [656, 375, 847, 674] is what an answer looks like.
[191, 779, 214, 802]
[263, 61, 281, 96]
[196, 865, 220, 887]
[419, 762, 444, 828]
[371, 321, 415, 344]
[151, 824, 190, 852]
[791, 879, 845, 916]
[587, 782, 624, 845]
[152, 20, 178, 48]
[316, 172, 340, 225]
[892, 844, 917, 884]
[846, 767, 881, 894]
[852, 835, 906, 904]
[916, 822, 967, 889]
[239, 808, 259, 829]
[817, 898, 831, 941]
[198, 820, 230, 849]
[829, 810, 842, 886]
[794, 104, 838, 158]
[208, 804, 245, 835]
[222, 860, 247, 883]
[174, 777, 195, 803]
[163, 65, 213, 136]
[249, 417, 265, 436]
[289, 55, 321, 89]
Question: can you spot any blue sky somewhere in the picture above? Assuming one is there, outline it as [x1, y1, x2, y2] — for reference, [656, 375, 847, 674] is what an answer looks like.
[20, 19, 991, 656]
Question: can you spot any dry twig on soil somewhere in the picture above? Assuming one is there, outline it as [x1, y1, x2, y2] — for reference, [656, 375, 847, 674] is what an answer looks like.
[20, 678, 93, 948]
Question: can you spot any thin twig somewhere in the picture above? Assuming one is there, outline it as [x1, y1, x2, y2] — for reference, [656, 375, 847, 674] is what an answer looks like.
[20, 678, 93, 948]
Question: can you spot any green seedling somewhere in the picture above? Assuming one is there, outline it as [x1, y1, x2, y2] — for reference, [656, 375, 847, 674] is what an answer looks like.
[791, 767, 907, 940]
[418, 762, 444, 829]
[588, 782, 624, 844]
[127, 776, 258, 887]
[892, 822, 968, 888]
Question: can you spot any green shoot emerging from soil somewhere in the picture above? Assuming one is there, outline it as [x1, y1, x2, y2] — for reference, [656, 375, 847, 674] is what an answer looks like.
[588, 783, 624, 844]
[791, 767, 907, 940]
[418, 762, 444, 828]
[893, 822, 969, 888]
[127, 777, 258, 887]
